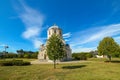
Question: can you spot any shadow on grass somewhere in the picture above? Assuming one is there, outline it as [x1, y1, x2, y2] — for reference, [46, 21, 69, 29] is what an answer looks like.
[62, 65, 86, 69]
[105, 60, 120, 63]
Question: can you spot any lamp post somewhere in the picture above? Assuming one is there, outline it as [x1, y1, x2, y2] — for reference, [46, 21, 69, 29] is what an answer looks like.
[3, 45, 9, 59]
[4, 45, 9, 53]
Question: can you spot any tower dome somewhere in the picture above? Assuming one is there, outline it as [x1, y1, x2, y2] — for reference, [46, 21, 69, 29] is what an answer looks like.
[47, 24, 62, 39]
[48, 24, 59, 29]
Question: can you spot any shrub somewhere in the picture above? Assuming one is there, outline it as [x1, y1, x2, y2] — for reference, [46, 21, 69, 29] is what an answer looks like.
[22, 61, 31, 65]
[72, 53, 87, 60]
[78, 53, 87, 60]
[0, 61, 13, 66]
[24, 53, 31, 58]
[0, 60, 31, 66]
[86, 53, 93, 58]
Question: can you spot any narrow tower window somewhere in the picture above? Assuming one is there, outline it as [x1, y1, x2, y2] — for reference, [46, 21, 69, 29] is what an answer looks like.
[54, 29, 56, 34]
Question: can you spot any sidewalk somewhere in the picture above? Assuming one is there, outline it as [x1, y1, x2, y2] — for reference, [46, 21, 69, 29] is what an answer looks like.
[31, 60, 91, 64]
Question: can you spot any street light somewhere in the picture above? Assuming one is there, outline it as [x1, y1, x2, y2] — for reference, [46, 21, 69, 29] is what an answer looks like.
[4, 45, 9, 53]
[3, 45, 9, 59]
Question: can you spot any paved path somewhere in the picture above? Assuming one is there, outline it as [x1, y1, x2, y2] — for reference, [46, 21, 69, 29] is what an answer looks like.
[31, 60, 92, 64]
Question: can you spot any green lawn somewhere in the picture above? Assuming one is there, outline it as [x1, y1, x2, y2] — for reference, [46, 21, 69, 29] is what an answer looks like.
[0, 58, 37, 62]
[0, 58, 120, 80]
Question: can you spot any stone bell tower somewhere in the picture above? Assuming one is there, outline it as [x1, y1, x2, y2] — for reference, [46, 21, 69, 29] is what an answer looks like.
[38, 24, 72, 61]
[47, 24, 62, 39]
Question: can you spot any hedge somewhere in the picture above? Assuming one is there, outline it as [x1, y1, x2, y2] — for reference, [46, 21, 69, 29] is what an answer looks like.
[0, 60, 31, 66]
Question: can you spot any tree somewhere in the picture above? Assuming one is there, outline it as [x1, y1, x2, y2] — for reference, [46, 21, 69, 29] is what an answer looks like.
[46, 34, 66, 69]
[23, 53, 30, 58]
[16, 49, 24, 54]
[97, 37, 120, 61]
[72, 52, 92, 60]
[5, 53, 17, 58]
[31, 52, 38, 59]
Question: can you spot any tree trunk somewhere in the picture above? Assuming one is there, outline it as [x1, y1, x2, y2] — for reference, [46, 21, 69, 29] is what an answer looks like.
[53, 55, 56, 69]
[109, 57, 111, 62]
[107, 55, 111, 62]
[54, 59, 56, 69]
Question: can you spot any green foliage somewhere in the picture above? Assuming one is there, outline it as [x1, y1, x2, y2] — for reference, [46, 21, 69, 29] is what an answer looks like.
[16, 49, 24, 54]
[23, 53, 31, 58]
[18, 54, 24, 58]
[4, 53, 18, 58]
[72, 52, 93, 60]
[46, 34, 66, 68]
[31, 52, 38, 59]
[97, 37, 120, 61]
[0, 53, 18, 58]
[46, 34, 66, 60]
[0, 61, 13, 66]
[90, 50, 98, 58]
[0, 60, 31, 66]
[16, 49, 38, 59]
[86, 53, 93, 58]
[0, 50, 38, 59]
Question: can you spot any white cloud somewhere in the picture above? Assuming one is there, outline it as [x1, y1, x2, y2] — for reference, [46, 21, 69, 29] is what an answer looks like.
[82, 24, 120, 44]
[32, 38, 43, 49]
[72, 46, 96, 53]
[114, 36, 120, 40]
[70, 23, 120, 52]
[71, 23, 120, 45]
[0, 44, 5, 47]
[15, 1, 45, 49]
[114, 36, 120, 44]
[22, 27, 40, 39]
[0, 43, 9, 47]
[64, 39, 70, 42]
[63, 32, 71, 38]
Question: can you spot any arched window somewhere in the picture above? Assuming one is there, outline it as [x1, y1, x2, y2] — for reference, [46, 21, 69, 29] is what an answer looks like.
[44, 54, 46, 59]
[54, 29, 56, 34]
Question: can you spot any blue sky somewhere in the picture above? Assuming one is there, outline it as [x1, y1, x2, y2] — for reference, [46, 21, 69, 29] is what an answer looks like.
[0, 0, 120, 53]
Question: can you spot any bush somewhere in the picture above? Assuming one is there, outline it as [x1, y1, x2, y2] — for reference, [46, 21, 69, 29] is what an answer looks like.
[0, 61, 13, 66]
[86, 53, 93, 58]
[22, 61, 31, 65]
[4, 53, 18, 58]
[78, 53, 87, 60]
[0, 60, 31, 66]
[72, 53, 87, 60]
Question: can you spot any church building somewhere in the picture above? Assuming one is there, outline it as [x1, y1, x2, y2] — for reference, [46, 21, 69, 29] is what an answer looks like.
[38, 24, 72, 61]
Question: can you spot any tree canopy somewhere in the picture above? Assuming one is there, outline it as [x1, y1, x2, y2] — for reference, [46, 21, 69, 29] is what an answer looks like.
[46, 34, 66, 68]
[97, 37, 120, 61]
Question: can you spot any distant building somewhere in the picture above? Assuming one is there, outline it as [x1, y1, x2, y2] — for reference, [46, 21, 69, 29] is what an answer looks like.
[38, 24, 72, 61]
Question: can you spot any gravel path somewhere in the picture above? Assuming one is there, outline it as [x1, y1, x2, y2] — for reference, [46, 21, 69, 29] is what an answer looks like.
[31, 60, 92, 64]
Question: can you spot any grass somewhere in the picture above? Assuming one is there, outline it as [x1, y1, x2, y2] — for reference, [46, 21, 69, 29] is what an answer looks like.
[0, 58, 120, 80]
[0, 58, 37, 62]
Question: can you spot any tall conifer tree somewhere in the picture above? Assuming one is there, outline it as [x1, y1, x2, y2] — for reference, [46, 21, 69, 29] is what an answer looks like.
[46, 34, 66, 68]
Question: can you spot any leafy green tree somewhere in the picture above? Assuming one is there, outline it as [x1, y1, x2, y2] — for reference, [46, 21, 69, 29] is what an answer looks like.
[23, 53, 31, 58]
[5, 53, 17, 58]
[16, 49, 24, 54]
[86, 53, 93, 58]
[31, 52, 38, 59]
[72, 52, 92, 60]
[72, 53, 80, 60]
[97, 37, 120, 61]
[46, 34, 66, 69]
[18, 54, 24, 58]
